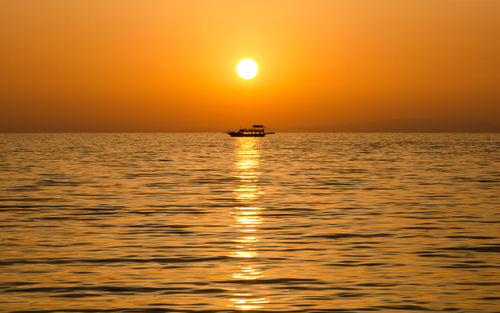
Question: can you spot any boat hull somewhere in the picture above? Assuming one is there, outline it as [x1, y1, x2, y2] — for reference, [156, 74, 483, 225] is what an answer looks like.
[227, 132, 266, 137]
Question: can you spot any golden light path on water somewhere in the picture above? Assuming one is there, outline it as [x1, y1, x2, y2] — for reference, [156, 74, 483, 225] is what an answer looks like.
[228, 138, 269, 310]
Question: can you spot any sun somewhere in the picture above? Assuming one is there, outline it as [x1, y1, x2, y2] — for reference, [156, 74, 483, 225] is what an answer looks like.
[236, 59, 258, 79]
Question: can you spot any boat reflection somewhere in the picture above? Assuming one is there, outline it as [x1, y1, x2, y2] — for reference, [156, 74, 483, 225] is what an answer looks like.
[228, 138, 269, 310]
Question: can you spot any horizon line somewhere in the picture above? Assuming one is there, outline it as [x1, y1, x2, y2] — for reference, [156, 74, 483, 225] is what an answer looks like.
[1, 130, 499, 134]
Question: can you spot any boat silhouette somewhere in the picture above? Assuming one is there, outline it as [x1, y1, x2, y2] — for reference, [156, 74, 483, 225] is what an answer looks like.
[227, 125, 273, 137]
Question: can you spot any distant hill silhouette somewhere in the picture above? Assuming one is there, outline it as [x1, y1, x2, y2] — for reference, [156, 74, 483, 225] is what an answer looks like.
[331, 118, 499, 133]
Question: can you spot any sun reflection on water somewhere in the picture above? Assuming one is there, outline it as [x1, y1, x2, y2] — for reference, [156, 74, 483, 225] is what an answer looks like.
[227, 138, 269, 310]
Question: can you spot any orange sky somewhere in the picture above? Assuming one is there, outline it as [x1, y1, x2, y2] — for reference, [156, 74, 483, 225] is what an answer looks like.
[1, 0, 499, 132]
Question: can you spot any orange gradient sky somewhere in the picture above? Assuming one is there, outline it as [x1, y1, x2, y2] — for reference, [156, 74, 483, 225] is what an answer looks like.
[1, 0, 499, 132]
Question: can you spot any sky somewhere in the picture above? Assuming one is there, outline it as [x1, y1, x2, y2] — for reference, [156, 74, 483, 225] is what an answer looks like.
[1, 0, 499, 132]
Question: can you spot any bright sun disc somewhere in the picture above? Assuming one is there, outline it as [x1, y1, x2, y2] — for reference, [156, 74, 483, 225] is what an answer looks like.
[236, 59, 258, 79]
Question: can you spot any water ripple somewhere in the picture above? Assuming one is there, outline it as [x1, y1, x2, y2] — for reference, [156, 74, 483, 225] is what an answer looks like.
[0, 133, 499, 312]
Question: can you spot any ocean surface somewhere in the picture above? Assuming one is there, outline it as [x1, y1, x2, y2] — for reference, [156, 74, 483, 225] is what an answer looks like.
[0, 133, 499, 313]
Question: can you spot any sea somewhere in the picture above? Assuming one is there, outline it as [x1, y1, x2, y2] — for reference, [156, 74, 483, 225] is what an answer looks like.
[0, 133, 499, 313]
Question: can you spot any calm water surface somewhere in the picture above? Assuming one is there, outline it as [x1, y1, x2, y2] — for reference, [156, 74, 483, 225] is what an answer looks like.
[0, 133, 499, 313]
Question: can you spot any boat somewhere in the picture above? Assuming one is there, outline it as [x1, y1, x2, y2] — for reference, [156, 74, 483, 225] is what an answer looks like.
[227, 125, 273, 137]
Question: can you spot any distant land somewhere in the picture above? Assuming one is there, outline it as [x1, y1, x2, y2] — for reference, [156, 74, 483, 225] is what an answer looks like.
[322, 118, 500, 133]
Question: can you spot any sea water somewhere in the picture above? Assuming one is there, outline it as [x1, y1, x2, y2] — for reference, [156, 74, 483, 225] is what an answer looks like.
[0, 133, 499, 312]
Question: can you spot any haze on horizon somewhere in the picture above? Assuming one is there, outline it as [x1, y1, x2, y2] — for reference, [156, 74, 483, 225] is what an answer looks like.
[1, 0, 499, 132]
